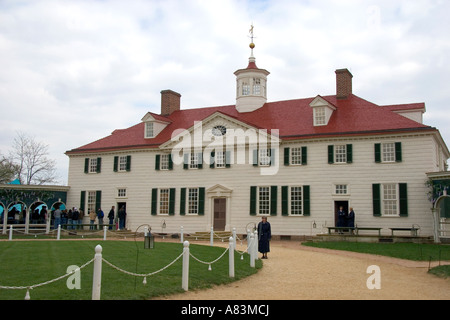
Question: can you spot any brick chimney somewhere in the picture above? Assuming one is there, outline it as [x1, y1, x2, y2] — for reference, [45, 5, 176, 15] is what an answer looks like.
[161, 89, 181, 116]
[335, 68, 353, 99]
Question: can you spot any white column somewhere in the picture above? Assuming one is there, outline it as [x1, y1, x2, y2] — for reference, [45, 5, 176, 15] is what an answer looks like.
[92, 245, 103, 300]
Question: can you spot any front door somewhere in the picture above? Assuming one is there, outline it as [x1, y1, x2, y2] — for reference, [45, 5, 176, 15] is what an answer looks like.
[334, 200, 349, 227]
[213, 198, 226, 231]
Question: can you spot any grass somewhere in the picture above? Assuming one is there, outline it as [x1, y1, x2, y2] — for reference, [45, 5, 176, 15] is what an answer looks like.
[302, 241, 450, 278]
[0, 240, 262, 300]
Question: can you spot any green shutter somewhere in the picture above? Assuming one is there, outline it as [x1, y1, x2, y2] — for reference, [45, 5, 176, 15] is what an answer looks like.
[250, 186, 257, 215]
[284, 148, 290, 166]
[328, 145, 334, 164]
[168, 154, 173, 170]
[253, 149, 258, 166]
[96, 158, 102, 173]
[113, 156, 118, 172]
[180, 188, 186, 215]
[270, 149, 276, 166]
[210, 152, 215, 168]
[155, 155, 160, 170]
[169, 188, 176, 215]
[301, 146, 307, 165]
[270, 186, 277, 216]
[197, 153, 203, 169]
[374, 144, 381, 163]
[225, 151, 231, 168]
[399, 183, 408, 217]
[151, 188, 158, 215]
[126, 155, 131, 171]
[95, 191, 102, 213]
[198, 187, 205, 215]
[303, 185, 310, 216]
[372, 184, 381, 217]
[395, 142, 402, 162]
[282, 186, 289, 216]
[80, 191, 86, 213]
[346, 144, 353, 163]
[183, 154, 189, 170]
[84, 158, 89, 173]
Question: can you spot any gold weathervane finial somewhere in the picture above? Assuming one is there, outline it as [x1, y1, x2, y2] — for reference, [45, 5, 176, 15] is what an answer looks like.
[249, 24, 255, 51]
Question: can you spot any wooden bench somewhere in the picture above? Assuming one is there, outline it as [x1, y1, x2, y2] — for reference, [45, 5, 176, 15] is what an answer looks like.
[389, 227, 419, 236]
[326, 227, 355, 234]
[326, 226, 382, 236]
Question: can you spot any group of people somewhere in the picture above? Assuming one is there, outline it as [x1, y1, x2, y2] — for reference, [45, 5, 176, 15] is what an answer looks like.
[87, 205, 127, 230]
[337, 206, 356, 232]
[50, 205, 127, 230]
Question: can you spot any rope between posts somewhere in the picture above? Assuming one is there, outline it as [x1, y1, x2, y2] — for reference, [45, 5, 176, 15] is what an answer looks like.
[189, 247, 229, 265]
[0, 258, 94, 291]
[102, 251, 184, 278]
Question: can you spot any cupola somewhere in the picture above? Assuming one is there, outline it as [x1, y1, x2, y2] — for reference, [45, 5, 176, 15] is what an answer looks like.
[234, 25, 270, 113]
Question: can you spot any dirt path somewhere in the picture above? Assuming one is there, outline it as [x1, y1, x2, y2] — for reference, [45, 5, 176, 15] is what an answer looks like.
[160, 241, 450, 300]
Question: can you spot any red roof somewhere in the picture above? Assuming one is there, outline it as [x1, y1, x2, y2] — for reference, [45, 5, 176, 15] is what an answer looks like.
[66, 94, 434, 154]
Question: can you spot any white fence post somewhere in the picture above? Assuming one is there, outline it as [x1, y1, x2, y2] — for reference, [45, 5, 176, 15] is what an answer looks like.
[8, 225, 13, 241]
[180, 226, 184, 243]
[210, 227, 214, 246]
[254, 230, 259, 260]
[57, 224, 61, 240]
[229, 237, 235, 278]
[103, 226, 107, 241]
[182, 241, 190, 291]
[92, 244, 103, 300]
[249, 233, 255, 268]
[232, 227, 237, 248]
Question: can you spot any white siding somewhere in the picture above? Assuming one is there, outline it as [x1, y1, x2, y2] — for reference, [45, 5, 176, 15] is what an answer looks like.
[67, 132, 442, 237]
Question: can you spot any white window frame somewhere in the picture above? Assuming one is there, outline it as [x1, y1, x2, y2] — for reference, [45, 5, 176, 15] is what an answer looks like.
[253, 78, 261, 95]
[289, 186, 303, 216]
[290, 147, 303, 165]
[214, 151, 226, 168]
[145, 122, 154, 138]
[242, 81, 250, 96]
[258, 186, 270, 216]
[118, 156, 128, 172]
[334, 184, 348, 195]
[314, 107, 326, 126]
[189, 153, 199, 169]
[87, 191, 96, 214]
[159, 188, 170, 215]
[382, 183, 399, 216]
[335, 145, 347, 163]
[187, 188, 199, 215]
[382, 142, 396, 163]
[160, 154, 170, 170]
[117, 188, 127, 198]
[89, 158, 98, 173]
[259, 149, 271, 166]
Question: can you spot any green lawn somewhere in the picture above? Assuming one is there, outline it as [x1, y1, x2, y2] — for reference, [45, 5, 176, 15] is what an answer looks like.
[0, 240, 262, 300]
[302, 241, 450, 278]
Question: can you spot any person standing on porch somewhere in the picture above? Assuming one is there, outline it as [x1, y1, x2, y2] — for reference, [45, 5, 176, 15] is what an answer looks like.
[347, 207, 355, 229]
[258, 216, 271, 259]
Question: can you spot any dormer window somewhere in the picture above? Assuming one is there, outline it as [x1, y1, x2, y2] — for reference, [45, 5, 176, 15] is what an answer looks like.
[314, 107, 326, 126]
[145, 122, 154, 138]
[141, 112, 171, 139]
[310, 95, 336, 127]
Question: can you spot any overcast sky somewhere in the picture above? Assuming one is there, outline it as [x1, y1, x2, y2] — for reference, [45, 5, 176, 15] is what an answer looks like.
[1, 0, 449, 185]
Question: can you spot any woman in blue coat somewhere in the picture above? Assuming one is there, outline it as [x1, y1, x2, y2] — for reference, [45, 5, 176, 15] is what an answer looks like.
[258, 216, 271, 259]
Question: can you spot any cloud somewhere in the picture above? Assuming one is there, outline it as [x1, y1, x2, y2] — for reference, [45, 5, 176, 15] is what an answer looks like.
[1, 0, 450, 184]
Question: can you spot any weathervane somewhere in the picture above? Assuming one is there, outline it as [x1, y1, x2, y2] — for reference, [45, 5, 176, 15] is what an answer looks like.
[248, 24, 256, 56]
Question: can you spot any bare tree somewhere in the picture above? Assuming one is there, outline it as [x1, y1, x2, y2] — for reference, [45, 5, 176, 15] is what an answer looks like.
[0, 153, 19, 184]
[9, 132, 58, 185]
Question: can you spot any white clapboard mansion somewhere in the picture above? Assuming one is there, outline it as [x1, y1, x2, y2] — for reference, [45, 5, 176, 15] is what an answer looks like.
[65, 44, 449, 238]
